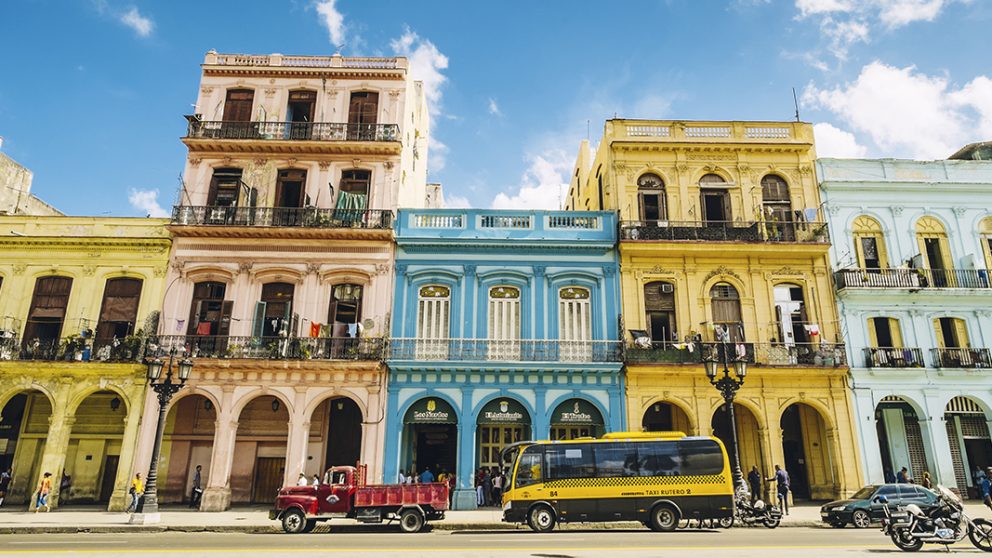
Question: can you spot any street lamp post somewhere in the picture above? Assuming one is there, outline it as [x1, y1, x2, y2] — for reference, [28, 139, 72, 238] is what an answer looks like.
[130, 347, 193, 524]
[704, 340, 748, 491]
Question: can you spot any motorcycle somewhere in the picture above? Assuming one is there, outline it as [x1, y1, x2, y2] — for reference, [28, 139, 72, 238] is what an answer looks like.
[877, 484, 992, 552]
[718, 485, 783, 529]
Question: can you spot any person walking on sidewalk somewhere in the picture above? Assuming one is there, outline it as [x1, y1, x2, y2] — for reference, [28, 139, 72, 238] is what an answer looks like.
[0, 468, 11, 507]
[189, 465, 203, 509]
[766, 465, 790, 515]
[34, 472, 52, 513]
[125, 473, 143, 513]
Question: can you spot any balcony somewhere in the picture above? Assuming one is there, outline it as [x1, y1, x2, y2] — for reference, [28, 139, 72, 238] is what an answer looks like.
[620, 220, 829, 243]
[387, 338, 623, 363]
[0, 337, 145, 363]
[835, 268, 992, 290]
[183, 117, 401, 155]
[147, 336, 384, 361]
[931, 348, 992, 369]
[625, 342, 846, 367]
[864, 347, 925, 368]
[169, 207, 393, 239]
[397, 209, 616, 246]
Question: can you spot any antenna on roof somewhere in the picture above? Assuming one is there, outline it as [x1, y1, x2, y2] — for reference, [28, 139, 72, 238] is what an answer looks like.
[586, 119, 590, 141]
[792, 87, 801, 122]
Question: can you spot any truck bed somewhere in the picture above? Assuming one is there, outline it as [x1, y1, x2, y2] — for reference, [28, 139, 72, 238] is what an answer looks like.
[354, 483, 449, 510]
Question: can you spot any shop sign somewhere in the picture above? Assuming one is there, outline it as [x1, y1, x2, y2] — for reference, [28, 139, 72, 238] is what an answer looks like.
[552, 399, 602, 425]
[404, 398, 457, 424]
[479, 399, 529, 424]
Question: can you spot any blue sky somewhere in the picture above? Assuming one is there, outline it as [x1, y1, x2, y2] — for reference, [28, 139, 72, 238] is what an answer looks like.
[1, 0, 990, 216]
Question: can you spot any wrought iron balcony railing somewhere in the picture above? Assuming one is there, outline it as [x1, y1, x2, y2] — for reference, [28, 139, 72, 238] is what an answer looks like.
[625, 342, 846, 367]
[170, 206, 393, 229]
[931, 348, 992, 369]
[387, 338, 624, 363]
[0, 336, 146, 362]
[185, 118, 400, 142]
[835, 268, 992, 290]
[147, 336, 384, 361]
[620, 220, 829, 243]
[864, 347, 925, 368]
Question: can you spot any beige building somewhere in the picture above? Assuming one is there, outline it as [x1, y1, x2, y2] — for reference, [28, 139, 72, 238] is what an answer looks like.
[0, 151, 61, 216]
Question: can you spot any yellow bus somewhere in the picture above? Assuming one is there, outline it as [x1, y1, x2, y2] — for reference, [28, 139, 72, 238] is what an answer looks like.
[500, 432, 734, 532]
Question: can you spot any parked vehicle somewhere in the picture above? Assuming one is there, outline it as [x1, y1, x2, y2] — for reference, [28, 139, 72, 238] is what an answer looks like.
[877, 485, 992, 552]
[719, 485, 782, 529]
[269, 466, 448, 534]
[820, 484, 937, 528]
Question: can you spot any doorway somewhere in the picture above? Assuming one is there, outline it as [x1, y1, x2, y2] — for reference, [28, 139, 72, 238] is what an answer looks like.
[412, 424, 457, 476]
[274, 169, 306, 226]
[98, 455, 119, 504]
[324, 398, 362, 469]
[286, 90, 316, 140]
[924, 238, 948, 286]
[252, 457, 285, 504]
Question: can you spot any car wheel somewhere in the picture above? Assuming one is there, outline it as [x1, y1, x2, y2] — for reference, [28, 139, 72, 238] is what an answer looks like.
[528, 504, 556, 533]
[281, 509, 307, 534]
[399, 509, 425, 533]
[649, 504, 680, 532]
[851, 510, 871, 529]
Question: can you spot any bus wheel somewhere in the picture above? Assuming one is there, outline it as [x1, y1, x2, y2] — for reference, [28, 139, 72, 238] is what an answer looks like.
[528, 505, 557, 533]
[649, 504, 680, 532]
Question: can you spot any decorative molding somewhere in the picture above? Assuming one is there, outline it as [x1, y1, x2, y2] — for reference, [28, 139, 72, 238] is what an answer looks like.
[81, 265, 96, 277]
[384, 161, 395, 170]
[891, 206, 905, 217]
[318, 161, 331, 171]
[771, 266, 805, 277]
[703, 266, 743, 283]
[374, 263, 391, 276]
[305, 263, 321, 276]
[798, 165, 813, 176]
[152, 266, 167, 278]
[395, 264, 408, 275]
[264, 88, 277, 97]
[463, 264, 477, 277]
[675, 162, 690, 175]
[11, 264, 26, 276]
[533, 265, 546, 277]
[603, 266, 616, 278]
[647, 264, 675, 275]
[199, 86, 214, 95]
[187, 157, 202, 167]
[238, 262, 253, 275]
[952, 206, 968, 217]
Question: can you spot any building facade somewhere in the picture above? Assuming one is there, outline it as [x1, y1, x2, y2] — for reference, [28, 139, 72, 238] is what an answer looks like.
[820, 155, 992, 497]
[0, 152, 62, 216]
[0, 216, 170, 511]
[133, 51, 430, 511]
[568, 120, 862, 500]
[384, 209, 624, 509]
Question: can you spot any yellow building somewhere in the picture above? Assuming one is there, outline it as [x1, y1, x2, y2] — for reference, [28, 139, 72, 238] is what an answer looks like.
[567, 120, 861, 500]
[0, 216, 170, 510]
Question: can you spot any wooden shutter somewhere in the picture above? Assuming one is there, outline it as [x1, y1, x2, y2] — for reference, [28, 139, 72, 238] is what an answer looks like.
[953, 319, 970, 348]
[222, 89, 254, 122]
[889, 318, 903, 348]
[867, 318, 879, 347]
[28, 276, 73, 318]
[933, 318, 945, 348]
[218, 301, 233, 336]
[253, 302, 267, 338]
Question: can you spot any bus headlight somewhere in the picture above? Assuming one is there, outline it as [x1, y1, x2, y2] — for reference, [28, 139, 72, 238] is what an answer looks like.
[503, 499, 511, 511]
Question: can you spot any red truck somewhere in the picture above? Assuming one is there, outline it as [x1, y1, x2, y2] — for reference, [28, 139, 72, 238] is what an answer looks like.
[269, 466, 449, 533]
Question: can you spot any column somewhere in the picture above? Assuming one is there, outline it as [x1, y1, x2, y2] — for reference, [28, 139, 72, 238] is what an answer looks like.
[230, 268, 253, 337]
[131, 389, 161, 484]
[853, 388, 885, 485]
[532, 388, 549, 442]
[453, 388, 477, 510]
[33, 385, 74, 511]
[381, 386, 402, 486]
[920, 415, 958, 490]
[533, 267, 546, 339]
[463, 265, 477, 338]
[283, 388, 310, 485]
[108, 390, 146, 511]
[201, 388, 236, 511]
[362, 383, 384, 483]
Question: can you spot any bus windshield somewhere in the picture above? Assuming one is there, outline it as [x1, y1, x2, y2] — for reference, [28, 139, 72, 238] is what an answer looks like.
[514, 445, 543, 488]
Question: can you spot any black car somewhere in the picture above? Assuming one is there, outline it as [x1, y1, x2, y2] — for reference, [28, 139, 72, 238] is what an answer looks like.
[820, 484, 938, 528]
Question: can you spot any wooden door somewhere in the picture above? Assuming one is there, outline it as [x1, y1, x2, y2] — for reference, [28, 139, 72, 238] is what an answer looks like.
[222, 89, 254, 122]
[251, 457, 285, 504]
[99, 455, 119, 504]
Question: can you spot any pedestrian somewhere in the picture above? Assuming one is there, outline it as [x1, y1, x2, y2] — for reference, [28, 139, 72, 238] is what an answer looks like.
[419, 466, 434, 484]
[921, 471, 933, 490]
[747, 465, 762, 504]
[766, 465, 790, 515]
[475, 468, 485, 506]
[297, 473, 308, 486]
[60, 471, 72, 503]
[981, 469, 992, 512]
[975, 465, 987, 488]
[492, 469, 503, 505]
[398, 470, 407, 484]
[125, 473, 142, 513]
[189, 465, 203, 509]
[0, 468, 11, 508]
[312, 474, 320, 487]
[896, 467, 909, 483]
[482, 469, 493, 507]
[34, 472, 53, 513]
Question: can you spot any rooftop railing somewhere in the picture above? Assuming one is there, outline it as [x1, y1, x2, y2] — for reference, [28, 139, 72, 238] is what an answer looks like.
[931, 348, 992, 369]
[625, 342, 846, 367]
[146, 336, 384, 361]
[185, 118, 400, 142]
[207, 53, 402, 70]
[835, 268, 992, 290]
[387, 338, 623, 363]
[620, 220, 829, 243]
[864, 347, 925, 368]
[170, 206, 393, 229]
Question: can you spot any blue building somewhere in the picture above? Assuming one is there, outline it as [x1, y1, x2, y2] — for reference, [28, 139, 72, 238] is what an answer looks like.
[384, 209, 624, 509]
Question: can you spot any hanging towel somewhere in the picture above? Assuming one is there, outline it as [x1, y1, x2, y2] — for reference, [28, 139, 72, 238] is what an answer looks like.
[347, 323, 358, 338]
[176, 319, 186, 333]
[310, 321, 321, 338]
[803, 323, 821, 336]
[196, 322, 212, 335]
[320, 324, 332, 338]
[735, 343, 748, 360]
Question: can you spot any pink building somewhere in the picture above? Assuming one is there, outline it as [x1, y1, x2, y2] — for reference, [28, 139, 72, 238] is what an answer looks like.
[133, 51, 430, 511]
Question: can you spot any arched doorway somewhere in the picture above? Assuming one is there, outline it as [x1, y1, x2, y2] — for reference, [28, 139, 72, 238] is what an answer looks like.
[642, 401, 692, 434]
[62, 391, 127, 506]
[476, 398, 530, 473]
[402, 397, 457, 480]
[160, 394, 216, 505]
[550, 398, 604, 440]
[944, 396, 992, 498]
[232, 395, 289, 505]
[0, 390, 52, 505]
[781, 403, 834, 500]
[711, 403, 763, 485]
[875, 396, 929, 485]
[310, 397, 363, 471]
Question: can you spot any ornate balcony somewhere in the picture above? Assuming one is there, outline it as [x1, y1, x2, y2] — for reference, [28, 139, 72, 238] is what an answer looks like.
[147, 336, 384, 361]
[620, 220, 829, 243]
[387, 338, 624, 363]
[835, 268, 992, 290]
[864, 347, 925, 368]
[171, 206, 392, 229]
[182, 117, 401, 155]
[931, 348, 992, 369]
[625, 342, 846, 367]
[0, 336, 146, 363]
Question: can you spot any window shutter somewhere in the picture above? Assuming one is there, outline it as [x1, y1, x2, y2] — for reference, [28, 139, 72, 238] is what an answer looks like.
[218, 301, 233, 337]
[253, 301, 267, 338]
[953, 319, 970, 348]
[867, 318, 879, 347]
[889, 318, 903, 348]
[933, 318, 945, 348]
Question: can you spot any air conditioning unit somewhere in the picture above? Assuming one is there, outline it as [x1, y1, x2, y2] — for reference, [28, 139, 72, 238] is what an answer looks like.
[660, 283, 674, 293]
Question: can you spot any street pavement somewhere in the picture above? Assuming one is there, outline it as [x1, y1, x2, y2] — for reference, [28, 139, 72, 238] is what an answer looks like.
[0, 527, 951, 557]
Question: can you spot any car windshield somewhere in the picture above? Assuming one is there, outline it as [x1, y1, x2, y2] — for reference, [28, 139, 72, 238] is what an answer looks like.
[852, 486, 878, 499]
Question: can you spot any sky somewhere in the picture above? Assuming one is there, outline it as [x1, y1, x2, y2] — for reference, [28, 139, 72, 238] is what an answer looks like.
[0, 0, 990, 217]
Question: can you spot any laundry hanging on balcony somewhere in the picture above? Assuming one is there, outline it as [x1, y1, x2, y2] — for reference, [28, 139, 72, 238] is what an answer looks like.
[335, 191, 367, 210]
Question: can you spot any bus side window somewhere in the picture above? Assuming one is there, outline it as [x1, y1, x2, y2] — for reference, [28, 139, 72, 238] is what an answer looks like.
[516, 446, 543, 488]
[639, 441, 681, 477]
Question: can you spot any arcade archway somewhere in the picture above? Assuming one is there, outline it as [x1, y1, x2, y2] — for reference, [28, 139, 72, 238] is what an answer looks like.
[401, 397, 457, 480]
[642, 401, 692, 434]
[550, 398, 604, 440]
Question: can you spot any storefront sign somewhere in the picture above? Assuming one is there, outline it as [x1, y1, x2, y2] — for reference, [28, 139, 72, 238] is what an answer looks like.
[404, 398, 457, 424]
[478, 399, 529, 425]
[552, 399, 603, 425]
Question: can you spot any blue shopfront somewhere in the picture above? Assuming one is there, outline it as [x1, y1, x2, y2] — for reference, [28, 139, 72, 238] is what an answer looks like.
[384, 209, 625, 509]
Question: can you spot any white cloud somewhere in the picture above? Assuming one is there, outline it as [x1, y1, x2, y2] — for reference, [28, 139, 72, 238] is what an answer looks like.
[488, 98, 502, 116]
[128, 189, 168, 217]
[491, 149, 571, 210]
[820, 17, 871, 60]
[315, 0, 346, 47]
[442, 193, 470, 209]
[796, 0, 855, 17]
[805, 62, 992, 158]
[428, 135, 449, 173]
[119, 6, 153, 37]
[875, 0, 949, 28]
[391, 29, 449, 117]
[812, 122, 868, 157]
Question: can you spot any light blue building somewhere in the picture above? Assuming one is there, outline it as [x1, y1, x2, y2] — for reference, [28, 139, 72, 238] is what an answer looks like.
[384, 209, 624, 509]
[819, 147, 992, 497]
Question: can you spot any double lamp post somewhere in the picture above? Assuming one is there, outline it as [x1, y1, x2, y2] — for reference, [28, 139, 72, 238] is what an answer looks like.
[704, 338, 748, 491]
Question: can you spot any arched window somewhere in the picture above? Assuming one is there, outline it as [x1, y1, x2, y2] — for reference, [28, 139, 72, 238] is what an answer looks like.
[643, 281, 676, 344]
[256, 282, 294, 337]
[852, 215, 888, 270]
[761, 175, 794, 241]
[915, 216, 952, 286]
[417, 285, 450, 359]
[24, 276, 73, 343]
[95, 278, 143, 340]
[638, 174, 667, 222]
[699, 174, 730, 223]
[559, 287, 592, 361]
[710, 283, 744, 342]
[980, 216, 992, 271]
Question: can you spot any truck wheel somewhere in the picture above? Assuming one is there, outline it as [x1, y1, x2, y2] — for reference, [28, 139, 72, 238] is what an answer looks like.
[399, 509, 425, 533]
[527, 504, 556, 533]
[649, 504, 680, 532]
[282, 509, 307, 534]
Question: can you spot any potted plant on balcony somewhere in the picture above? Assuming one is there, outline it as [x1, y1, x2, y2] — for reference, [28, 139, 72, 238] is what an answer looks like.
[812, 224, 828, 242]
